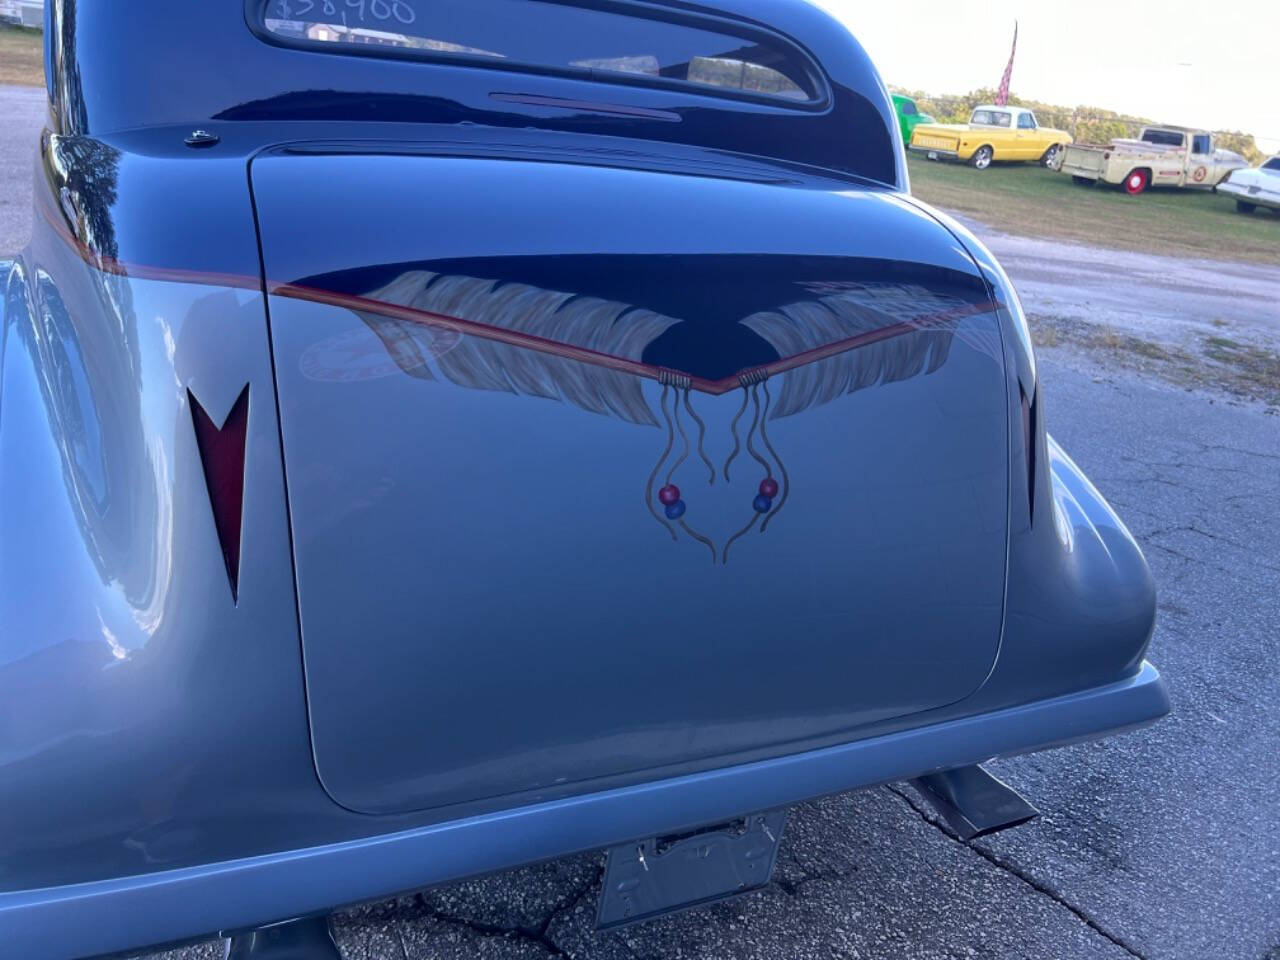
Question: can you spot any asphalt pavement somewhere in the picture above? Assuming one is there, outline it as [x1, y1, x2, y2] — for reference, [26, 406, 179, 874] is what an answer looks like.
[1, 82, 1277, 960]
[0, 83, 42, 258]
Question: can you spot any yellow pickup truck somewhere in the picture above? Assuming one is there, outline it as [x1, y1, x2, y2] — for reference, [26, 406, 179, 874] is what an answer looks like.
[908, 105, 1072, 170]
[1058, 126, 1249, 195]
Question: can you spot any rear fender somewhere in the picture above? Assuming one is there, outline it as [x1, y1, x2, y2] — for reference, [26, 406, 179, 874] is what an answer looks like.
[0, 191, 336, 895]
[899, 201, 1157, 706]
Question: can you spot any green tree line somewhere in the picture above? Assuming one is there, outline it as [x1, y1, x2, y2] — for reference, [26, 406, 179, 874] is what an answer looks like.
[892, 86, 1265, 163]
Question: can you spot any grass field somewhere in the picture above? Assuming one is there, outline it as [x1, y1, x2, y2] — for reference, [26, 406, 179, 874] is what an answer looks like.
[907, 154, 1279, 265]
[0, 25, 42, 87]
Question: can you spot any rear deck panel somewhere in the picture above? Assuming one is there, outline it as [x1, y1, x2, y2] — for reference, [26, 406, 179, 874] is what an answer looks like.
[252, 146, 1011, 815]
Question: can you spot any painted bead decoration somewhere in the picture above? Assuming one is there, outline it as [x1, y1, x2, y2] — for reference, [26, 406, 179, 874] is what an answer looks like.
[759, 477, 779, 498]
[665, 499, 687, 519]
[752, 494, 773, 514]
[658, 484, 681, 506]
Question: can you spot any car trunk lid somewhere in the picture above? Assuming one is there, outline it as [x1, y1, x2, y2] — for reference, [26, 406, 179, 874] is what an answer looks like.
[250, 137, 1009, 816]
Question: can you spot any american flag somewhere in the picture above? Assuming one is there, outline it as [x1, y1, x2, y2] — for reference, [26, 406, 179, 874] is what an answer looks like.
[995, 22, 1018, 106]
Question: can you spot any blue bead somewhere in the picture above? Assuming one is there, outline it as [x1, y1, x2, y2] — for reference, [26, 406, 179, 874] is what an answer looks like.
[753, 494, 773, 514]
[665, 499, 687, 519]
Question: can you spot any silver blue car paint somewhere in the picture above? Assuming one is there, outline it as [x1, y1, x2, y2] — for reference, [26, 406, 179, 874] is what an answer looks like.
[0, 159, 1165, 959]
[0, 0, 1167, 955]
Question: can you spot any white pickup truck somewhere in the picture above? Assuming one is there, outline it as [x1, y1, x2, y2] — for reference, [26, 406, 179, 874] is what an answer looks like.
[1058, 125, 1248, 195]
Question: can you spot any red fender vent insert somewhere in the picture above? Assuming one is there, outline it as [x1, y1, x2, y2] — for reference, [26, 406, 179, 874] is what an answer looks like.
[190, 386, 249, 601]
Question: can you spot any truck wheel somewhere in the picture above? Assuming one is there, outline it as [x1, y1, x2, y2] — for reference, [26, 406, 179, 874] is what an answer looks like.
[969, 146, 993, 170]
[1041, 144, 1062, 168]
[1123, 169, 1149, 195]
[1235, 200, 1257, 214]
[1071, 175, 1094, 186]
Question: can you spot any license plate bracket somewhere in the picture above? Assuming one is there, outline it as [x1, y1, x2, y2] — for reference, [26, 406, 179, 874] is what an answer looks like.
[596, 809, 789, 929]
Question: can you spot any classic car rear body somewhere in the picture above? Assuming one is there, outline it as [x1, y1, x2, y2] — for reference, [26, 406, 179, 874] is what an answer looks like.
[0, 2, 1166, 957]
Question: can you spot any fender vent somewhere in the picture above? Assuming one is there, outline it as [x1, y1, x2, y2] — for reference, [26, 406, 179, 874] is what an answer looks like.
[1020, 384, 1037, 527]
[190, 386, 249, 601]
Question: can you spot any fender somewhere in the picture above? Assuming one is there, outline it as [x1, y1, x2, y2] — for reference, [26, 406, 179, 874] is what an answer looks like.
[902, 200, 1157, 706]
[0, 202, 339, 894]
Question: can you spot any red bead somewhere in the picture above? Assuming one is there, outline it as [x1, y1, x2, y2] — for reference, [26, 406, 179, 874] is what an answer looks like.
[759, 477, 779, 498]
[658, 484, 681, 505]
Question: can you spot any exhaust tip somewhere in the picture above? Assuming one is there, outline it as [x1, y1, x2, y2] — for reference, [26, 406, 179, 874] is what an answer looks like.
[909, 765, 1039, 841]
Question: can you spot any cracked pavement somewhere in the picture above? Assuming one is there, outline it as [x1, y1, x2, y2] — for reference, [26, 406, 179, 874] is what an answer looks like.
[133, 353, 1280, 960]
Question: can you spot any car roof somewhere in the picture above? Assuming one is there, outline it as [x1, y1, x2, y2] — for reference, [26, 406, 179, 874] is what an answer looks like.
[46, 0, 906, 187]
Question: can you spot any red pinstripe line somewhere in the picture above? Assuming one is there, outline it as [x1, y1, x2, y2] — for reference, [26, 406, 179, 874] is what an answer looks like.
[39, 200, 995, 394]
[271, 282, 995, 396]
[36, 195, 263, 291]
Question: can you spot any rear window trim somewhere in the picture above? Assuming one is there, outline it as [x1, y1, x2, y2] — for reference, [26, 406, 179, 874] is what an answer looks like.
[244, 0, 832, 112]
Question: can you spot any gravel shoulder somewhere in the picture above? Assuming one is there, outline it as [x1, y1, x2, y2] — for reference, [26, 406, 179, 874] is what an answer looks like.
[958, 214, 1280, 411]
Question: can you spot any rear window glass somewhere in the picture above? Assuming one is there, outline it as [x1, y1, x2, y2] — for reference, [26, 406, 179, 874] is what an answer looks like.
[260, 0, 817, 102]
[970, 109, 1010, 127]
[1263, 158, 1280, 173]
[1141, 129, 1184, 146]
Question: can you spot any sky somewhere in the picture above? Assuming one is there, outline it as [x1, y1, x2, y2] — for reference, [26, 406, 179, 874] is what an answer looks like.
[816, 0, 1280, 154]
